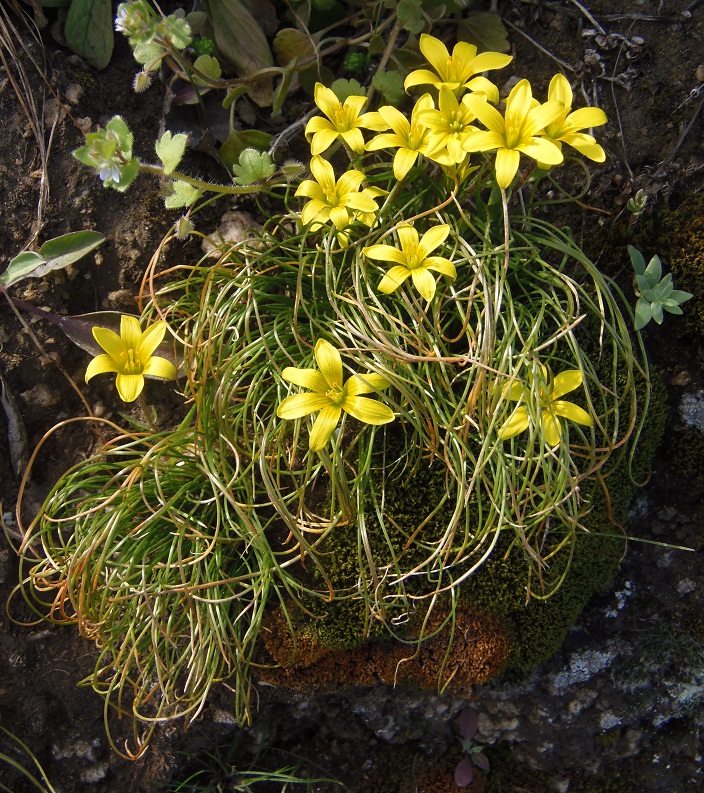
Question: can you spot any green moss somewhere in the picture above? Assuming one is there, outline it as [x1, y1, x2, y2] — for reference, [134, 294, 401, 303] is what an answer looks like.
[633, 192, 704, 334]
[665, 426, 704, 478]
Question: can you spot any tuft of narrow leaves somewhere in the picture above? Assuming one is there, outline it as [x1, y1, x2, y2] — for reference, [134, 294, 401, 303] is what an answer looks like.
[628, 245, 693, 330]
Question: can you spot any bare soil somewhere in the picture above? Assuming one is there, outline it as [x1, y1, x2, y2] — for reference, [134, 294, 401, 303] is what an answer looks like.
[1, 1, 703, 791]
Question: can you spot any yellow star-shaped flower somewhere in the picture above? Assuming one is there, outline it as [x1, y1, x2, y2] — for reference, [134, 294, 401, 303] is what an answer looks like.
[540, 73, 608, 163]
[277, 339, 395, 451]
[497, 365, 593, 447]
[295, 155, 385, 245]
[462, 79, 565, 188]
[304, 82, 387, 155]
[85, 315, 176, 402]
[365, 94, 445, 181]
[404, 33, 511, 96]
[363, 224, 456, 302]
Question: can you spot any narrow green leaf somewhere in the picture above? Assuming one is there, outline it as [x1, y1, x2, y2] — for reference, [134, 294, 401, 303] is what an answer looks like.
[65, 0, 114, 70]
[651, 302, 664, 324]
[1, 231, 104, 287]
[0, 252, 46, 287]
[663, 303, 684, 315]
[223, 85, 250, 110]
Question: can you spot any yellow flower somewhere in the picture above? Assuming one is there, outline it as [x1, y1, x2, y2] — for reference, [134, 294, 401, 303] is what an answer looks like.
[85, 316, 176, 402]
[363, 224, 456, 302]
[416, 86, 482, 164]
[304, 82, 387, 155]
[404, 34, 511, 96]
[539, 73, 607, 162]
[497, 365, 593, 447]
[277, 339, 395, 451]
[462, 79, 565, 188]
[365, 94, 445, 180]
[295, 155, 384, 243]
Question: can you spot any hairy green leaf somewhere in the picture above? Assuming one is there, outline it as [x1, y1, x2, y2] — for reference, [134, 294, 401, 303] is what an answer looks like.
[65, 0, 114, 70]
[397, 0, 423, 35]
[162, 180, 202, 209]
[273, 28, 315, 66]
[232, 148, 275, 185]
[155, 132, 188, 176]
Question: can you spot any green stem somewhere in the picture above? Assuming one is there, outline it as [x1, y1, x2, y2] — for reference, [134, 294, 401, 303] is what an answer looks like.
[139, 164, 282, 196]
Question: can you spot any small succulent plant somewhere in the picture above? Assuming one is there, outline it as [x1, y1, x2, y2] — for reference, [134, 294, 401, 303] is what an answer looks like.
[454, 708, 490, 787]
[628, 245, 693, 330]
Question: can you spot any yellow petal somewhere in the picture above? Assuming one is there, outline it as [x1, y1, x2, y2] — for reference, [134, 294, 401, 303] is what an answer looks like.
[282, 366, 328, 393]
[566, 106, 607, 130]
[523, 100, 565, 138]
[363, 244, 406, 265]
[463, 93, 505, 136]
[393, 148, 419, 180]
[314, 82, 341, 119]
[295, 179, 325, 200]
[366, 132, 404, 152]
[342, 395, 395, 425]
[396, 224, 419, 255]
[341, 127, 366, 154]
[92, 326, 125, 361]
[309, 405, 341, 451]
[417, 224, 449, 259]
[378, 266, 411, 294]
[561, 133, 606, 162]
[378, 105, 409, 136]
[551, 369, 582, 400]
[465, 76, 500, 104]
[359, 110, 389, 131]
[277, 392, 331, 419]
[115, 373, 144, 402]
[498, 406, 529, 439]
[315, 339, 343, 388]
[542, 411, 562, 446]
[342, 94, 366, 116]
[505, 80, 533, 133]
[411, 267, 436, 301]
[346, 373, 390, 396]
[404, 68, 442, 91]
[310, 128, 340, 155]
[419, 34, 451, 77]
[309, 155, 336, 191]
[336, 169, 366, 194]
[120, 315, 143, 351]
[462, 129, 504, 153]
[494, 148, 521, 189]
[85, 353, 119, 383]
[516, 138, 563, 166]
[329, 205, 350, 230]
[301, 200, 329, 225]
[424, 256, 456, 279]
[137, 320, 167, 360]
[142, 356, 176, 381]
[466, 51, 512, 76]
[548, 73, 572, 107]
[552, 400, 593, 427]
[305, 116, 334, 136]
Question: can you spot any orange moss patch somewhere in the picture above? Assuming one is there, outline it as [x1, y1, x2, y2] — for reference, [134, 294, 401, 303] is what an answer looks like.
[257, 604, 509, 692]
